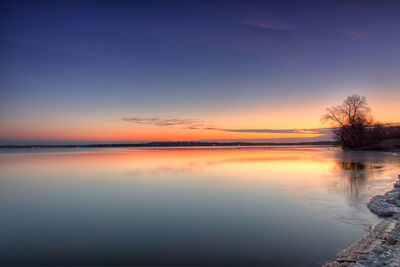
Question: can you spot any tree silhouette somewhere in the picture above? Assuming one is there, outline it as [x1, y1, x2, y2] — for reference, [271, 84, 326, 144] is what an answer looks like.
[322, 94, 373, 148]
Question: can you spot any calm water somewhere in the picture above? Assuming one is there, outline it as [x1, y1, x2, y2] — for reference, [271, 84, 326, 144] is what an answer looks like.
[1, 146, 399, 266]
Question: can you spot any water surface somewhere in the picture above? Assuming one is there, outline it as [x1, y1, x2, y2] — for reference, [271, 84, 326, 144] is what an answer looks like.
[1, 146, 399, 266]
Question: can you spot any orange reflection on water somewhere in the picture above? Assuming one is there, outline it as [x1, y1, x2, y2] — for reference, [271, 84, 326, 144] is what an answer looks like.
[0, 147, 334, 186]
[1, 146, 399, 227]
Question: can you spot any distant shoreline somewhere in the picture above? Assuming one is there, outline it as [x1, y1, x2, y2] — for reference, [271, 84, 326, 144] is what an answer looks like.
[0, 141, 338, 149]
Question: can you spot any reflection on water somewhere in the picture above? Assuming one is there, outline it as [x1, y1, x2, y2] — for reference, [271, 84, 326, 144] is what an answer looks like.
[332, 161, 373, 209]
[334, 153, 391, 209]
[284, 149, 399, 226]
[335, 161, 383, 170]
[0, 146, 399, 266]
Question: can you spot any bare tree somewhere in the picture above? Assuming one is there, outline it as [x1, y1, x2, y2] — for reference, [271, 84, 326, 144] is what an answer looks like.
[322, 94, 373, 148]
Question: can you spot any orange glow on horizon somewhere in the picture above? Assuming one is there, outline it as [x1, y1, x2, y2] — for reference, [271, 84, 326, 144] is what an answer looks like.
[0, 124, 325, 142]
[1, 95, 398, 143]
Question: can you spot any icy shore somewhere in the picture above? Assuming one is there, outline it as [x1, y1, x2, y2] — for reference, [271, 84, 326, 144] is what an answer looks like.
[324, 175, 400, 267]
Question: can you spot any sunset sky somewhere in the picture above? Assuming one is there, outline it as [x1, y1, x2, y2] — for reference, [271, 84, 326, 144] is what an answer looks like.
[1, 0, 399, 144]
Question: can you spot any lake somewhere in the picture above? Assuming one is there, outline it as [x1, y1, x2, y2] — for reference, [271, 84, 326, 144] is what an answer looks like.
[1, 146, 399, 266]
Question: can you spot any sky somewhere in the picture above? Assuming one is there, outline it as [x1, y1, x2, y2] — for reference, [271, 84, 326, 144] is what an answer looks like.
[1, 0, 399, 144]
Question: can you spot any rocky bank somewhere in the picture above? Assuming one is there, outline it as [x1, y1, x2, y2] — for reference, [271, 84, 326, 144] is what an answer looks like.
[324, 175, 400, 267]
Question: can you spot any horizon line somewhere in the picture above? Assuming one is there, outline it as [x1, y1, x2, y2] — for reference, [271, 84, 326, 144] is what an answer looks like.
[0, 140, 338, 148]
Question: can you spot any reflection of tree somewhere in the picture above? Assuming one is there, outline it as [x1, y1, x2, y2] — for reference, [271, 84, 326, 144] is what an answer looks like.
[340, 164, 365, 204]
[335, 161, 381, 171]
[333, 153, 383, 209]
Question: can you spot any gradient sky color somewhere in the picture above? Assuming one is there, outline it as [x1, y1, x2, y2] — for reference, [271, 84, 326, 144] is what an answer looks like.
[1, 0, 399, 144]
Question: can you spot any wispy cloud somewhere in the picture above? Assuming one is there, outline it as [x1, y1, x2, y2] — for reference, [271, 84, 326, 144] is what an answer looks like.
[181, 124, 330, 136]
[123, 117, 204, 127]
[200, 127, 330, 135]
[342, 31, 367, 40]
[123, 117, 330, 136]
[244, 19, 293, 30]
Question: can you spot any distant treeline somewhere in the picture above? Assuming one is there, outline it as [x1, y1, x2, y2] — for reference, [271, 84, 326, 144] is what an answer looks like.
[0, 141, 338, 149]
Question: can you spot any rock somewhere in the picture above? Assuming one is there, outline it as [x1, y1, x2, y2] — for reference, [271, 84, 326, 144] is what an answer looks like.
[385, 235, 397, 245]
[324, 174, 400, 267]
[368, 187, 400, 217]
[384, 188, 400, 199]
[337, 258, 356, 263]
[368, 196, 397, 216]
[391, 224, 400, 242]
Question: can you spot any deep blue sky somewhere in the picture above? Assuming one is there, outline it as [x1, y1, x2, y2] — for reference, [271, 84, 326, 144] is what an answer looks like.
[1, 0, 399, 143]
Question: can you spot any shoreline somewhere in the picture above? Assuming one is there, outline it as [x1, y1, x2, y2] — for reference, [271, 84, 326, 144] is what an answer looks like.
[0, 141, 337, 149]
[324, 175, 400, 266]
